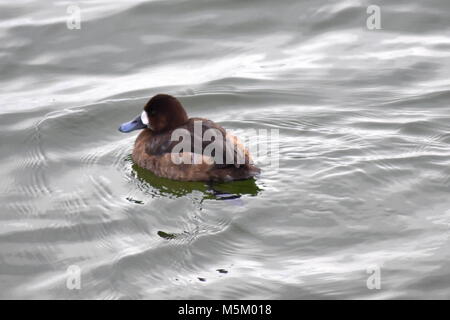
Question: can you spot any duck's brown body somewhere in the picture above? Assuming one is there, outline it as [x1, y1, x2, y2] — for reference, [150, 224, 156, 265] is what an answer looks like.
[132, 118, 260, 182]
[120, 94, 260, 182]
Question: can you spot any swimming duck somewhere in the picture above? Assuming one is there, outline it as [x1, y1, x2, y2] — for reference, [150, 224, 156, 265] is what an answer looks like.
[119, 94, 260, 182]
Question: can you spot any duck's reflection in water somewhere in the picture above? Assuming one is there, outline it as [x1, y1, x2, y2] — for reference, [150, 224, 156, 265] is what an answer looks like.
[130, 162, 261, 201]
[128, 163, 262, 241]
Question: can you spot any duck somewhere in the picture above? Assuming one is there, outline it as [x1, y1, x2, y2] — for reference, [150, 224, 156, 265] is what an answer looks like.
[119, 94, 261, 182]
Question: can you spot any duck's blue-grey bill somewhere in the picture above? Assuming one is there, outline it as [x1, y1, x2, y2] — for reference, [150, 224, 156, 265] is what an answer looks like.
[119, 115, 146, 133]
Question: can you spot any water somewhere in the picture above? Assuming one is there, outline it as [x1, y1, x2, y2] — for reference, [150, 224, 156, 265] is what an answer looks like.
[1, 0, 450, 299]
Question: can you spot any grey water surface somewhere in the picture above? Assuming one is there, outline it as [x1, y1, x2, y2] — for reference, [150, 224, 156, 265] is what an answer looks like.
[1, 0, 450, 299]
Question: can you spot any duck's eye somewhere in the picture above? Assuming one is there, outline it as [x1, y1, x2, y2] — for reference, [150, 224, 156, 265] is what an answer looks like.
[149, 109, 156, 116]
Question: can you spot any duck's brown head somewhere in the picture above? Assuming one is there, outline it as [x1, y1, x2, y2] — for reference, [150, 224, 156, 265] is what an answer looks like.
[119, 94, 188, 133]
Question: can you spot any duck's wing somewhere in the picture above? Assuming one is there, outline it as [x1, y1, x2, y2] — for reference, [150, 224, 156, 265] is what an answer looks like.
[144, 118, 252, 168]
[184, 118, 253, 168]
